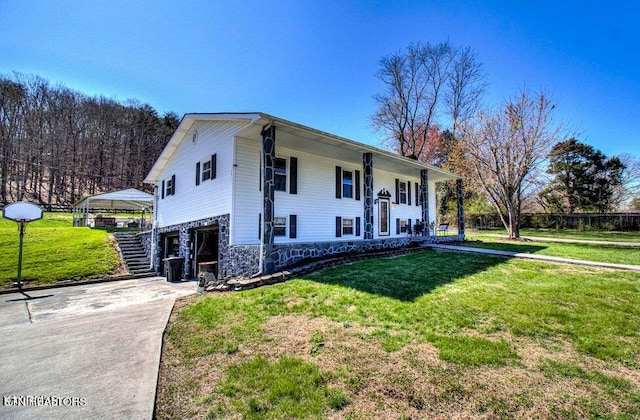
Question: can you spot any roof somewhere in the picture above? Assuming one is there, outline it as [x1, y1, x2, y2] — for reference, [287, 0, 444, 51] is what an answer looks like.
[144, 112, 462, 183]
[72, 188, 154, 211]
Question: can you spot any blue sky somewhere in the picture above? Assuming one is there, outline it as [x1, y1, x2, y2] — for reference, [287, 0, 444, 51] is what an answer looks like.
[1, 0, 638, 157]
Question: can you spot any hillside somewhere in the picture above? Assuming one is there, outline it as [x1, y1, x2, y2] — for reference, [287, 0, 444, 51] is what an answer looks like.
[0, 72, 178, 208]
[0, 213, 121, 288]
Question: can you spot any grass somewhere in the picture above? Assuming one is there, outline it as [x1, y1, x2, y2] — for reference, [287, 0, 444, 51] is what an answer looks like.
[465, 233, 640, 265]
[156, 250, 640, 419]
[0, 213, 121, 288]
[473, 227, 640, 243]
[202, 356, 349, 419]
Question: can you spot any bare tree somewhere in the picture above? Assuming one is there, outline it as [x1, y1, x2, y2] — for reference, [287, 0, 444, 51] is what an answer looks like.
[372, 41, 486, 161]
[0, 72, 177, 207]
[460, 90, 562, 238]
[445, 46, 487, 136]
[614, 153, 640, 210]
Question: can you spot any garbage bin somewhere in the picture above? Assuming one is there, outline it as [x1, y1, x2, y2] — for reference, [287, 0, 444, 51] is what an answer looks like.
[163, 257, 184, 282]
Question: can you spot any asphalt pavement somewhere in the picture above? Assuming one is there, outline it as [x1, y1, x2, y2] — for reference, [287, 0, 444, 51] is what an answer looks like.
[0, 277, 197, 420]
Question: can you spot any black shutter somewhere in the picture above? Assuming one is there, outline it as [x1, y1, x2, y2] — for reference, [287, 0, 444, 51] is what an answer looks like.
[356, 217, 361, 236]
[355, 170, 361, 201]
[335, 166, 342, 198]
[407, 181, 412, 205]
[408, 218, 412, 234]
[259, 152, 262, 191]
[171, 174, 176, 195]
[289, 156, 298, 194]
[258, 213, 261, 240]
[289, 215, 297, 238]
[195, 162, 201, 186]
[395, 178, 399, 204]
[415, 182, 419, 206]
[211, 154, 217, 179]
[161, 180, 165, 199]
[396, 218, 400, 234]
[335, 216, 342, 237]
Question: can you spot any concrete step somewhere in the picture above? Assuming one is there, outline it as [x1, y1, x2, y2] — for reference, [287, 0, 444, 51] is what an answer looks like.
[114, 233, 154, 276]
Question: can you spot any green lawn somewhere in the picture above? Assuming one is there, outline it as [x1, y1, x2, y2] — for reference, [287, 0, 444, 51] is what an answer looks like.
[0, 213, 120, 288]
[466, 233, 640, 265]
[157, 250, 640, 419]
[471, 228, 640, 243]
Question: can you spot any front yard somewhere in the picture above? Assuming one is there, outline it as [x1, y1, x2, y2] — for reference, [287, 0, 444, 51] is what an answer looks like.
[156, 250, 640, 419]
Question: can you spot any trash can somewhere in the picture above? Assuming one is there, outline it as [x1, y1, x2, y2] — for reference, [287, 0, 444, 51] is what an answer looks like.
[163, 257, 184, 282]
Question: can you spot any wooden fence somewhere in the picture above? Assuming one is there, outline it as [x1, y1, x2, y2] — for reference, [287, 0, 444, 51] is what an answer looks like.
[464, 213, 640, 231]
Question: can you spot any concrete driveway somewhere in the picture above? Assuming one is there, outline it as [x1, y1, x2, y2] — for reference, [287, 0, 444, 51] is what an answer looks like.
[0, 277, 196, 420]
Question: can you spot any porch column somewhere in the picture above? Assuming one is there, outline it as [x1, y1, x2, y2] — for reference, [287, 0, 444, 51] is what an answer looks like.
[456, 179, 465, 237]
[420, 169, 430, 236]
[363, 153, 374, 239]
[261, 125, 276, 273]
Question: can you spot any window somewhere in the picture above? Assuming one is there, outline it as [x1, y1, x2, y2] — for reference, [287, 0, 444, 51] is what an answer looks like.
[400, 219, 407, 233]
[202, 160, 212, 181]
[196, 154, 216, 186]
[342, 218, 354, 235]
[335, 167, 359, 200]
[342, 171, 353, 198]
[163, 174, 175, 198]
[398, 182, 407, 204]
[274, 216, 286, 236]
[274, 158, 287, 192]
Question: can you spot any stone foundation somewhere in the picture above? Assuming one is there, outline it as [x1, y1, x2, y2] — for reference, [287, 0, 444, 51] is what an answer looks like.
[151, 214, 230, 278]
[151, 214, 463, 279]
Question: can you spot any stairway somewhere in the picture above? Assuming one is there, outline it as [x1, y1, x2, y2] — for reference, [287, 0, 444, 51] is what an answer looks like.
[113, 232, 157, 277]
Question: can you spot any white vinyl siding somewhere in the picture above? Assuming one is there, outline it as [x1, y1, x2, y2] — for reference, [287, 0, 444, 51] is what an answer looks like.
[155, 120, 248, 227]
[232, 139, 431, 244]
[232, 136, 262, 245]
[232, 142, 366, 244]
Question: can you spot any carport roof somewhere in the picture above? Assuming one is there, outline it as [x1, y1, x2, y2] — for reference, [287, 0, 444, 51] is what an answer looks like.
[73, 188, 153, 211]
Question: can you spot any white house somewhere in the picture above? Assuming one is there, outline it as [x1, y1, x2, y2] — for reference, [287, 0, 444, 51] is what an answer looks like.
[143, 113, 465, 279]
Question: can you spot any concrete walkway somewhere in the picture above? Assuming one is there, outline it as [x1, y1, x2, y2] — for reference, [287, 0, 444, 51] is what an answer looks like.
[0, 277, 196, 420]
[426, 243, 640, 272]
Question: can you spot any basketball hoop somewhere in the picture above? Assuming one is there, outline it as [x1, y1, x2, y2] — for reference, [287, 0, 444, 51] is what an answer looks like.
[2, 202, 43, 289]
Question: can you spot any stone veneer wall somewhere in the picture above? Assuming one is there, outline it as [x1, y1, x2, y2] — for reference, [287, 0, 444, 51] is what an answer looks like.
[267, 235, 463, 274]
[151, 214, 231, 278]
[224, 245, 261, 279]
[148, 214, 463, 279]
[139, 231, 152, 261]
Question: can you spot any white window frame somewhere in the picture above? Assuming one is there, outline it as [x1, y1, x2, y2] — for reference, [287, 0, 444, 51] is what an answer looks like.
[202, 160, 212, 182]
[399, 181, 407, 204]
[274, 158, 287, 192]
[274, 216, 287, 236]
[342, 218, 354, 236]
[342, 170, 353, 198]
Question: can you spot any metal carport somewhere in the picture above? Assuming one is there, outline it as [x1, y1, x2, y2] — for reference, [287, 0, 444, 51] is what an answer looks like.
[72, 188, 154, 227]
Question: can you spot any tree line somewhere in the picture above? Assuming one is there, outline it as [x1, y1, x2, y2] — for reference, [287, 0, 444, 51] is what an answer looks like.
[372, 41, 639, 238]
[0, 73, 178, 208]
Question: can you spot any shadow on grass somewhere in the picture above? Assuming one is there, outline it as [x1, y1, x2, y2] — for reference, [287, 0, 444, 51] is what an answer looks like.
[308, 249, 510, 302]
[466, 241, 548, 254]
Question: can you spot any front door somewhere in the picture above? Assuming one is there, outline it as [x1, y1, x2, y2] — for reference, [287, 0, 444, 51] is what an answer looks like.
[378, 198, 390, 236]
